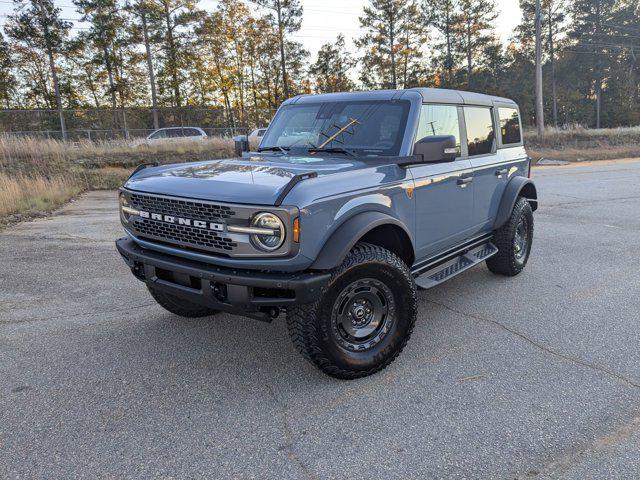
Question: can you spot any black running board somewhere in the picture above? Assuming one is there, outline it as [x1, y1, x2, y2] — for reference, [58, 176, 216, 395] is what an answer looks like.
[414, 242, 498, 290]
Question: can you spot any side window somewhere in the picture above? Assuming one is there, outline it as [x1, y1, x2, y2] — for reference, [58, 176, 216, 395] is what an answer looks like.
[464, 107, 495, 156]
[415, 104, 461, 156]
[499, 107, 522, 145]
[150, 129, 165, 139]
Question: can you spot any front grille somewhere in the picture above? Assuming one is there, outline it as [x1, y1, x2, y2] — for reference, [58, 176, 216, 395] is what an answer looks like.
[134, 218, 237, 252]
[129, 193, 236, 222]
[127, 192, 239, 254]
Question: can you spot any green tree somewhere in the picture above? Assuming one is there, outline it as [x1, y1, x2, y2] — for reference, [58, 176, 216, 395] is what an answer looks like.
[65, 35, 105, 107]
[570, 0, 623, 128]
[424, 0, 458, 86]
[148, 0, 200, 107]
[196, 8, 238, 127]
[309, 34, 356, 93]
[127, 0, 161, 128]
[249, 0, 303, 100]
[74, 0, 127, 127]
[356, 0, 427, 89]
[0, 33, 15, 108]
[6, 0, 72, 139]
[453, 0, 498, 89]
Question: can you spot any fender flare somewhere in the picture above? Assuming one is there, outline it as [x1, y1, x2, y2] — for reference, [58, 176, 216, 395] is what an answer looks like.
[493, 176, 538, 230]
[310, 211, 414, 271]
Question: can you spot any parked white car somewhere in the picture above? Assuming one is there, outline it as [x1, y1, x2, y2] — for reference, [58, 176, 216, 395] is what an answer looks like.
[145, 127, 208, 143]
[248, 127, 268, 148]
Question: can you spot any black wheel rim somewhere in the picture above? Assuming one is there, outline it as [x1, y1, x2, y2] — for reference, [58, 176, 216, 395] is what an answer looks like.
[331, 278, 394, 352]
[514, 216, 529, 261]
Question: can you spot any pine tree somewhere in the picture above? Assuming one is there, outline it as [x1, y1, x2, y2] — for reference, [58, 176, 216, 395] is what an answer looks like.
[356, 0, 427, 89]
[309, 35, 356, 93]
[127, 0, 162, 129]
[74, 0, 128, 129]
[249, 0, 303, 100]
[6, 0, 72, 139]
[65, 35, 105, 108]
[569, 0, 620, 128]
[453, 0, 498, 89]
[424, 0, 458, 87]
[147, 0, 200, 107]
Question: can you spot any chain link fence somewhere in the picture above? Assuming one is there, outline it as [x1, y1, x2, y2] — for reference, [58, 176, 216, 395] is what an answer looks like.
[0, 106, 277, 142]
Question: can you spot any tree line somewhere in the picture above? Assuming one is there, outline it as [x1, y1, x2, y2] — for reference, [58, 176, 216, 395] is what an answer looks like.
[1, 0, 639, 138]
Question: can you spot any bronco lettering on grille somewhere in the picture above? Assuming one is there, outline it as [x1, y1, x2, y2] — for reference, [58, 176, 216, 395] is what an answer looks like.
[138, 210, 224, 232]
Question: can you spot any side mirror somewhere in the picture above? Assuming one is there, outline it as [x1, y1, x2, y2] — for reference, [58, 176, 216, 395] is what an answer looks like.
[413, 135, 458, 163]
[233, 135, 249, 156]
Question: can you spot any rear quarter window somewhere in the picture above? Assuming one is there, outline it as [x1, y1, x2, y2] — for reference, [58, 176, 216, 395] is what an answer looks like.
[499, 108, 522, 145]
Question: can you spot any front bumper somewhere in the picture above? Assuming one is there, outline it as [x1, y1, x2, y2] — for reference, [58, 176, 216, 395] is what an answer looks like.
[116, 238, 330, 321]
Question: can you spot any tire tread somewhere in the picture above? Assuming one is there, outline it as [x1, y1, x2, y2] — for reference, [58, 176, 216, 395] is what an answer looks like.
[286, 243, 417, 379]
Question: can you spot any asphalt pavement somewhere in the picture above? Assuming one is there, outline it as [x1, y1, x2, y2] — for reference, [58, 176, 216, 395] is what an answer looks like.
[1, 160, 640, 479]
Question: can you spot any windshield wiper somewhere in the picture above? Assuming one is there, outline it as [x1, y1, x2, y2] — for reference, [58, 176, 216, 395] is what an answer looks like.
[258, 146, 289, 154]
[307, 147, 357, 157]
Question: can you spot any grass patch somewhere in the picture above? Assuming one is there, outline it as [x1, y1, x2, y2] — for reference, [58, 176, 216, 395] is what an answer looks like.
[0, 172, 84, 220]
[0, 136, 235, 175]
[0, 136, 235, 225]
[524, 126, 640, 162]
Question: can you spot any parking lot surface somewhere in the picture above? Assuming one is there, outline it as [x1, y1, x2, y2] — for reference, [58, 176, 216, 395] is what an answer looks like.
[2, 160, 640, 479]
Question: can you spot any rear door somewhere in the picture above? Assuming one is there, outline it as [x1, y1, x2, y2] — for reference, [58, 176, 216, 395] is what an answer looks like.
[410, 104, 474, 261]
[463, 105, 500, 232]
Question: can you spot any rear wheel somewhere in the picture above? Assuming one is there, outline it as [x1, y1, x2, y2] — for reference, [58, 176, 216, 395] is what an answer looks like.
[147, 285, 219, 318]
[287, 243, 417, 379]
[487, 196, 534, 276]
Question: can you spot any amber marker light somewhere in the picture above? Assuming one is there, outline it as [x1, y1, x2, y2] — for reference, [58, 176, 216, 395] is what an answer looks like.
[293, 217, 300, 243]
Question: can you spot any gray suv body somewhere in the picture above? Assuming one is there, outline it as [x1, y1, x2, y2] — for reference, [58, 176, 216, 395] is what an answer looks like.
[116, 88, 538, 379]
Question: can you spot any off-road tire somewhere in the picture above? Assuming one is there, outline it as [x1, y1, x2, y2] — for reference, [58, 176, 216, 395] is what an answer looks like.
[286, 243, 417, 380]
[147, 285, 219, 318]
[486, 196, 534, 276]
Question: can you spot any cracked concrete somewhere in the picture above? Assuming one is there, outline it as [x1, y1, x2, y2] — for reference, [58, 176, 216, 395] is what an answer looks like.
[426, 299, 640, 389]
[2, 161, 640, 479]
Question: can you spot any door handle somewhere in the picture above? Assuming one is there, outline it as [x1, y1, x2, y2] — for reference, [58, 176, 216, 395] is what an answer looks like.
[457, 177, 473, 188]
[495, 168, 508, 178]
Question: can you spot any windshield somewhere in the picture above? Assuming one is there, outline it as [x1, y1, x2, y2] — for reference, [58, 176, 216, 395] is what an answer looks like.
[260, 100, 411, 156]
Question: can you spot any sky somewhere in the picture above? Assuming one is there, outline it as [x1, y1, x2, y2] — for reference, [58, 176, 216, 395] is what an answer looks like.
[0, 0, 523, 59]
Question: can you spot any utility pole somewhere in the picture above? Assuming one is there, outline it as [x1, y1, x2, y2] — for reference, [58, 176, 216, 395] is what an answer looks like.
[535, 0, 544, 136]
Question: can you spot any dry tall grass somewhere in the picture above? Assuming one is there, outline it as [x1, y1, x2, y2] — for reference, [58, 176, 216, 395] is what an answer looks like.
[0, 135, 236, 175]
[0, 135, 236, 224]
[523, 126, 640, 162]
[0, 172, 84, 219]
[1, 127, 640, 224]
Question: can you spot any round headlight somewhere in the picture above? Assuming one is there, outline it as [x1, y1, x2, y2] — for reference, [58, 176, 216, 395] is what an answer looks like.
[250, 212, 285, 251]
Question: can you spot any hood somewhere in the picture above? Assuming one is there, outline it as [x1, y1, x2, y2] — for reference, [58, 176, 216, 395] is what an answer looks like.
[124, 155, 365, 206]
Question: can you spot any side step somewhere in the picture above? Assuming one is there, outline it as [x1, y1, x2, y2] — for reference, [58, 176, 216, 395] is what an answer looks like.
[414, 242, 498, 290]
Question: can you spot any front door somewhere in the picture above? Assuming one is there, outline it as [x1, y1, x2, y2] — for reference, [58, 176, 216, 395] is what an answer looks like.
[410, 104, 475, 261]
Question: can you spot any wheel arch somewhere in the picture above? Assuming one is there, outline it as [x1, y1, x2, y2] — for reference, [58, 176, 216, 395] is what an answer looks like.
[310, 211, 415, 270]
[493, 176, 538, 230]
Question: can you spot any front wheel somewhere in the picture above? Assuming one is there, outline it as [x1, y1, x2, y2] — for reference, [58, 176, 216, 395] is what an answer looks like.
[486, 196, 534, 276]
[287, 243, 417, 379]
